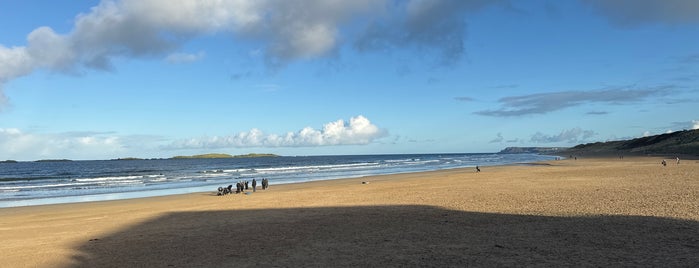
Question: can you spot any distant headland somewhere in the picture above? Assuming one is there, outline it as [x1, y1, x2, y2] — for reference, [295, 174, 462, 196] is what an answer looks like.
[558, 129, 699, 157]
[496, 129, 699, 158]
[498, 147, 567, 154]
[34, 159, 73, 162]
[170, 153, 279, 159]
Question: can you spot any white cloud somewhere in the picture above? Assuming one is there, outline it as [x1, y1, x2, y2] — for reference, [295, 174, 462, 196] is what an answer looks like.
[693, 120, 699, 130]
[0, 0, 383, 82]
[0, 129, 127, 160]
[530, 127, 596, 143]
[0, 0, 507, 108]
[0, 116, 386, 160]
[166, 115, 387, 149]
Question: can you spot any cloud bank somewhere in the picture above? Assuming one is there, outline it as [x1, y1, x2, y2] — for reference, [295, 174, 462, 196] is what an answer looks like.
[530, 127, 596, 143]
[166, 115, 387, 150]
[475, 86, 672, 117]
[0, 116, 386, 160]
[0, 128, 126, 160]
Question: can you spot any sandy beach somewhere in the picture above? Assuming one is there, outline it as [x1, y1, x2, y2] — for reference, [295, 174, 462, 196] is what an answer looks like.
[1, 157, 698, 267]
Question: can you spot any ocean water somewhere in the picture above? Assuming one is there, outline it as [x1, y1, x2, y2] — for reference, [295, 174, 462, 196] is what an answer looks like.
[0, 153, 557, 208]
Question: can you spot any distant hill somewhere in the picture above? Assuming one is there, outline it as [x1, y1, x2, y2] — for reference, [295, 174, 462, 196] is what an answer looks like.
[111, 157, 144, 161]
[35, 159, 72, 162]
[560, 129, 699, 157]
[171, 153, 279, 159]
[498, 147, 567, 154]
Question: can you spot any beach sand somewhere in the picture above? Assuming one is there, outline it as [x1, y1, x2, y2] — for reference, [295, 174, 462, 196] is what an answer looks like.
[1, 157, 698, 267]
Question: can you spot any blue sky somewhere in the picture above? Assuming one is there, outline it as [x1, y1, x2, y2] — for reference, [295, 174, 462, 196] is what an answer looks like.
[0, 0, 697, 160]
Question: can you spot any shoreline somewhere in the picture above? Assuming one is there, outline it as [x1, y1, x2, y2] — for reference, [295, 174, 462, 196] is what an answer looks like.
[0, 155, 551, 209]
[0, 164, 484, 209]
[0, 153, 559, 208]
[2, 156, 698, 266]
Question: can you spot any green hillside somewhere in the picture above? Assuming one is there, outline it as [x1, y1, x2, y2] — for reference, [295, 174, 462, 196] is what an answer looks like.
[560, 129, 699, 157]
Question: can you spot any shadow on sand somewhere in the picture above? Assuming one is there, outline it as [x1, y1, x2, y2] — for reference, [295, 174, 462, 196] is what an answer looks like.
[68, 205, 698, 267]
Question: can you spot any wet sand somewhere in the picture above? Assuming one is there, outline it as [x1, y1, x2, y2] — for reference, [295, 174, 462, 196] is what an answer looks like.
[1, 157, 698, 267]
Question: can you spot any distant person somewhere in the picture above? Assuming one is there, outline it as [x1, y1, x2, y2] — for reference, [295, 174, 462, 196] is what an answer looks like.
[252, 179, 257, 192]
[676, 157, 680, 165]
[476, 166, 481, 172]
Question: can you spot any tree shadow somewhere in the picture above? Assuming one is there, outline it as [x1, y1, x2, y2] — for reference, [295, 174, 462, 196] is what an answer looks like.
[68, 205, 699, 267]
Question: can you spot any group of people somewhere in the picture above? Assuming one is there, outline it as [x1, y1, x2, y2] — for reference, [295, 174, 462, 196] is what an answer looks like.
[216, 178, 270, 196]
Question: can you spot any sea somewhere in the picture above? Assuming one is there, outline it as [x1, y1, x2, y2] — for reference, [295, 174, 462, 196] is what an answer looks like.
[0, 153, 558, 208]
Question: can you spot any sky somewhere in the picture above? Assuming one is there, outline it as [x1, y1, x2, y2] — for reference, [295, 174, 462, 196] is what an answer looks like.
[0, 0, 698, 161]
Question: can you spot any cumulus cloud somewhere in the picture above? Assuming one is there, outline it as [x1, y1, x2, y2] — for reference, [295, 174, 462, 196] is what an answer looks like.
[475, 86, 672, 117]
[0, 0, 378, 77]
[0, 0, 503, 105]
[0, 129, 127, 160]
[583, 0, 699, 26]
[693, 120, 699, 130]
[530, 127, 596, 143]
[166, 115, 387, 149]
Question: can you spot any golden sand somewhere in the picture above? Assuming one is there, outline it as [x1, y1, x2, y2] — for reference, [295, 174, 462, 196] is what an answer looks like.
[1, 157, 698, 267]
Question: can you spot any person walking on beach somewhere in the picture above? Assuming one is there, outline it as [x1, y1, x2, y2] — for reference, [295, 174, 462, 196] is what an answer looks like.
[252, 179, 257, 192]
[676, 157, 680, 165]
